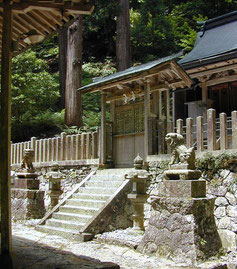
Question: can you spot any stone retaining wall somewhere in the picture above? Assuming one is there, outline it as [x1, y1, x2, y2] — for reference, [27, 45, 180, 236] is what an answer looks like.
[11, 165, 96, 212]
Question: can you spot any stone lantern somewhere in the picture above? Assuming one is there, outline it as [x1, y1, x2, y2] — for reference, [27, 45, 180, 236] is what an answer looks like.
[127, 154, 149, 231]
[46, 162, 63, 210]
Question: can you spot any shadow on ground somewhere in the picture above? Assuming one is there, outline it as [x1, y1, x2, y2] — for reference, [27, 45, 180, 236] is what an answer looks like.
[12, 235, 120, 269]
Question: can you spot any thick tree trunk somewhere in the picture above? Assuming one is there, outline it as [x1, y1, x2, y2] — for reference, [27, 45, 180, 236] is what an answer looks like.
[116, 0, 131, 71]
[65, 16, 83, 127]
[58, 26, 67, 109]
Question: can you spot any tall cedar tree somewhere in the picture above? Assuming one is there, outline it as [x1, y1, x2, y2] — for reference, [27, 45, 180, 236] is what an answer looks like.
[116, 0, 131, 71]
[65, 16, 83, 127]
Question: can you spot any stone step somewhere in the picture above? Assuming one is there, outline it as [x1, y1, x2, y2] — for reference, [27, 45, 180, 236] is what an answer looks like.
[59, 205, 98, 215]
[90, 174, 125, 181]
[37, 225, 93, 241]
[78, 186, 117, 195]
[52, 211, 91, 223]
[95, 168, 132, 176]
[85, 180, 123, 188]
[72, 192, 111, 200]
[46, 218, 85, 231]
[66, 198, 106, 208]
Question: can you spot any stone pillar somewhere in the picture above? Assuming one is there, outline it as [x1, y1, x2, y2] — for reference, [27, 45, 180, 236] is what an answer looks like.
[11, 149, 45, 220]
[127, 154, 149, 231]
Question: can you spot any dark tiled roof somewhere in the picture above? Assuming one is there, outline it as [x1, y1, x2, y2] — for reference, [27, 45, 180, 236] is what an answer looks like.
[79, 53, 182, 92]
[179, 11, 237, 69]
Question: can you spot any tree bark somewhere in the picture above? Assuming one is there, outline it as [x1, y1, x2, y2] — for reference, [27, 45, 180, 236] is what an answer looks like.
[65, 16, 83, 127]
[58, 26, 67, 109]
[116, 0, 131, 71]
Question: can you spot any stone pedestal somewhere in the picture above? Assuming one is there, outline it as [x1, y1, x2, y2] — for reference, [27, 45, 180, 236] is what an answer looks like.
[154, 179, 206, 198]
[46, 163, 63, 210]
[138, 180, 222, 266]
[11, 173, 45, 220]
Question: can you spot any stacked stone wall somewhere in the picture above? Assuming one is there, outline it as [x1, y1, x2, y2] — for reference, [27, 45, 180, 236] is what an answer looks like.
[11, 165, 95, 212]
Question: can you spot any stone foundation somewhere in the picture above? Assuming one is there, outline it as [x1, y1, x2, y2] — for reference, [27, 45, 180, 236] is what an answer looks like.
[138, 196, 222, 266]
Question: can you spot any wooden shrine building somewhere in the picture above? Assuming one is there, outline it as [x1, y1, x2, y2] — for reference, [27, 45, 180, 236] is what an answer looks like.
[178, 11, 237, 121]
[79, 10, 237, 168]
[79, 55, 192, 167]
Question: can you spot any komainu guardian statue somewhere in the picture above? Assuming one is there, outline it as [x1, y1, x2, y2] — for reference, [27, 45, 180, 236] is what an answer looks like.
[21, 149, 35, 173]
[164, 133, 201, 180]
[165, 133, 195, 170]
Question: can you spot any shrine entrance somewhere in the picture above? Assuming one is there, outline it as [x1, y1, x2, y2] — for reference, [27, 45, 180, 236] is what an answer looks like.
[113, 102, 144, 167]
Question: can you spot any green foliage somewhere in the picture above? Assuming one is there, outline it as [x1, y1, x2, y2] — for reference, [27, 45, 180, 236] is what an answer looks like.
[82, 59, 116, 128]
[11, 49, 61, 142]
[130, 0, 177, 62]
[196, 152, 237, 180]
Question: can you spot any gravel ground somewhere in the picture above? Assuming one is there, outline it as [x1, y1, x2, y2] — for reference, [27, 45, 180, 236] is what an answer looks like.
[11, 221, 234, 269]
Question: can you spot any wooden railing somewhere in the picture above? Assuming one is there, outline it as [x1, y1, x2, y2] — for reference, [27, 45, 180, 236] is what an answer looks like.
[175, 109, 237, 153]
[149, 108, 237, 155]
[11, 130, 100, 166]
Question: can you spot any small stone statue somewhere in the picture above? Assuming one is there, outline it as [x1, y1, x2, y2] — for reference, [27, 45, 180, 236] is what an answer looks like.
[165, 133, 195, 170]
[21, 149, 35, 172]
[164, 133, 201, 180]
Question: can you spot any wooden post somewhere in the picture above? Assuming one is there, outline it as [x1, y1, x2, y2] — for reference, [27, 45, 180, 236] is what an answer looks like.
[86, 133, 92, 159]
[65, 135, 70, 161]
[231, 111, 237, 149]
[197, 116, 204, 152]
[158, 90, 162, 120]
[220, 112, 228, 150]
[75, 134, 80, 160]
[164, 89, 170, 122]
[92, 131, 98, 159]
[176, 119, 183, 135]
[144, 80, 150, 162]
[35, 140, 39, 163]
[81, 133, 86, 159]
[60, 132, 66, 161]
[100, 92, 107, 165]
[56, 137, 60, 161]
[0, 2, 13, 264]
[42, 139, 47, 162]
[207, 108, 216, 151]
[186, 118, 193, 148]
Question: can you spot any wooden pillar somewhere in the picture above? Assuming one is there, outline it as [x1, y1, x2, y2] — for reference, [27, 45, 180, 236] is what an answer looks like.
[144, 80, 150, 162]
[197, 116, 204, 152]
[207, 108, 216, 151]
[176, 119, 183, 135]
[0, 3, 13, 265]
[231, 111, 237, 149]
[220, 112, 228, 150]
[164, 89, 170, 122]
[186, 118, 193, 148]
[100, 92, 107, 165]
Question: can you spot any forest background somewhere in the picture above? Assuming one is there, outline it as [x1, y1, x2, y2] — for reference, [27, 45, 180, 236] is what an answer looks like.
[10, 0, 237, 142]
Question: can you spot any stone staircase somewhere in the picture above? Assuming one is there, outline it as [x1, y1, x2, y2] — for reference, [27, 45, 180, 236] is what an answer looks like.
[37, 168, 132, 241]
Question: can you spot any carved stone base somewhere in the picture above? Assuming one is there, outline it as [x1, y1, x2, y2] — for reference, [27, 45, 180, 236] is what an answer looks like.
[138, 196, 222, 266]
[164, 169, 201, 180]
[14, 178, 40, 190]
[152, 180, 206, 198]
[11, 189, 45, 220]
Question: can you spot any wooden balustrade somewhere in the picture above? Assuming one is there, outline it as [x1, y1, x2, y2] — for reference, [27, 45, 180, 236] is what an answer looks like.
[11, 130, 99, 166]
[175, 108, 237, 153]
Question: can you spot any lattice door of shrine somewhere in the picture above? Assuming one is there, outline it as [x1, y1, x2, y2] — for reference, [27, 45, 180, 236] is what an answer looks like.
[113, 103, 144, 167]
